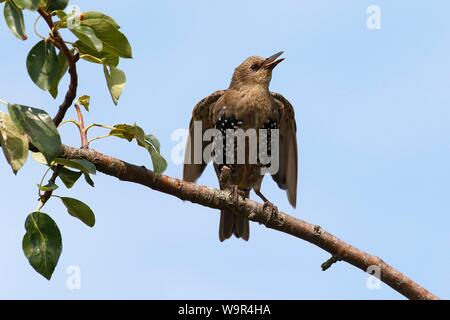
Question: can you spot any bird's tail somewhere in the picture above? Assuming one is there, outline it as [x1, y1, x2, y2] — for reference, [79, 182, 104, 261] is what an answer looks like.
[219, 210, 249, 241]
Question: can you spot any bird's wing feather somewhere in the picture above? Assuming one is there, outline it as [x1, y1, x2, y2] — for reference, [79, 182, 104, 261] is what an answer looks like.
[183, 90, 226, 182]
[271, 92, 298, 208]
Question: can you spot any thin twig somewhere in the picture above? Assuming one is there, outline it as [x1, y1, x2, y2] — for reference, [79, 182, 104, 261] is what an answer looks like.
[37, 166, 52, 197]
[39, 164, 63, 209]
[85, 123, 115, 133]
[75, 104, 88, 149]
[32, 8, 80, 203]
[321, 255, 341, 271]
[58, 119, 80, 128]
[88, 134, 111, 145]
[37, 8, 79, 127]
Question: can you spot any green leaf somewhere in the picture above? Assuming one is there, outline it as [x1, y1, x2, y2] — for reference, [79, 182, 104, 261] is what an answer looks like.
[54, 158, 96, 175]
[37, 182, 58, 191]
[84, 173, 94, 187]
[29, 0, 39, 9]
[53, 157, 96, 188]
[8, 104, 61, 163]
[60, 197, 95, 227]
[46, 0, 68, 11]
[4, 1, 28, 40]
[103, 65, 126, 105]
[26, 40, 59, 90]
[0, 111, 28, 173]
[57, 167, 82, 188]
[71, 25, 103, 52]
[13, 0, 40, 10]
[31, 151, 49, 165]
[148, 150, 167, 174]
[145, 135, 167, 174]
[53, 9, 67, 19]
[146, 134, 161, 153]
[109, 124, 143, 142]
[109, 124, 167, 174]
[81, 11, 120, 29]
[11, 0, 27, 8]
[77, 95, 90, 111]
[49, 50, 69, 99]
[81, 16, 132, 58]
[74, 40, 119, 66]
[22, 212, 62, 280]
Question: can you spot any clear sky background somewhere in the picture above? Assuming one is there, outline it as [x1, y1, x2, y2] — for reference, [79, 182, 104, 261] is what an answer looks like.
[1, 0, 450, 299]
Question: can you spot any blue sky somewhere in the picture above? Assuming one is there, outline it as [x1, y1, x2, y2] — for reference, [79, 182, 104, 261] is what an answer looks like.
[1, 0, 450, 299]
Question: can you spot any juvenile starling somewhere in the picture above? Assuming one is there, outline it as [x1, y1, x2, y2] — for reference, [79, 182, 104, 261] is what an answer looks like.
[184, 52, 298, 241]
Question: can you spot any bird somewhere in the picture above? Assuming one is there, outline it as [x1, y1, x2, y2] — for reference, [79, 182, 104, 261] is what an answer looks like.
[183, 51, 298, 241]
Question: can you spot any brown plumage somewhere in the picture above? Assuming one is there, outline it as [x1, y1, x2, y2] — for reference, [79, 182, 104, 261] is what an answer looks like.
[183, 52, 298, 241]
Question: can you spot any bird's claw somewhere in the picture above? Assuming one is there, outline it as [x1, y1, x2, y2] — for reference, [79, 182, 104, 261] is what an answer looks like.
[229, 185, 246, 206]
[263, 201, 278, 224]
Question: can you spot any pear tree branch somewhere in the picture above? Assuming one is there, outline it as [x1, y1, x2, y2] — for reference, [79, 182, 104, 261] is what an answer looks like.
[34, 8, 80, 208]
[58, 144, 439, 300]
[37, 8, 79, 127]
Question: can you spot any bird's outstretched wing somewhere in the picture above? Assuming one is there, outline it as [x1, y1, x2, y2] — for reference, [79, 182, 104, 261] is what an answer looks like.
[183, 90, 226, 182]
[271, 92, 298, 208]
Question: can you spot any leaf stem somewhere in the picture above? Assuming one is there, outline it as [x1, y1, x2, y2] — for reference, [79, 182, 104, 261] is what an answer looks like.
[88, 134, 112, 145]
[39, 165, 63, 209]
[85, 123, 115, 133]
[58, 119, 80, 128]
[35, 201, 44, 212]
[38, 167, 52, 197]
[33, 15, 46, 40]
[79, 54, 103, 64]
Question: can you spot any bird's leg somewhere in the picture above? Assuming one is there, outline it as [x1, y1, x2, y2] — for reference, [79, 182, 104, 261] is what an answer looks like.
[230, 185, 245, 206]
[219, 166, 246, 206]
[255, 190, 278, 220]
[219, 165, 232, 189]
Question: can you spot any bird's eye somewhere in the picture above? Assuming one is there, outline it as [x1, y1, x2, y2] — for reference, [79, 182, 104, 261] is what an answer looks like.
[250, 63, 259, 71]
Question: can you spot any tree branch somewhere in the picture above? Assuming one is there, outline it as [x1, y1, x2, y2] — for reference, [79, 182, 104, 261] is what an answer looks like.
[33, 8, 80, 207]
[39, 164, 63, 206]
[74, 104, 88, 149]
[37, 8, 78, 127]
[58, 144, 439, 300]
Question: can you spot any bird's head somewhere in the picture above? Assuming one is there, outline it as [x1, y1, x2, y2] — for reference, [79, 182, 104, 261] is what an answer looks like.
[230, 51, 285, 89]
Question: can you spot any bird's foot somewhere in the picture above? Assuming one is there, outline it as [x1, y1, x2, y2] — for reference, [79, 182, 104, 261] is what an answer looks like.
[254, 190, 278, 223]
[219, 165, 232, 188]
[263, 201, 278, 215]
[263, 201, 278, 224]
[229, 185, 246, 206]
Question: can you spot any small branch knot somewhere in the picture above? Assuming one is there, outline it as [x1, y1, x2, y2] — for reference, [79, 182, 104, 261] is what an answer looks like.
[262, 204, 281, 227]
[314, 225, 322, 235]
[321, 255, 342, 271]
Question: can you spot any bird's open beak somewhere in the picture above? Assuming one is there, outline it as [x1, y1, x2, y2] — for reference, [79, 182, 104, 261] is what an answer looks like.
[263, 51, 285, 70]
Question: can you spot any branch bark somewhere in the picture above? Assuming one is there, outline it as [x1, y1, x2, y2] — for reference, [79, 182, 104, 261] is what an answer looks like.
[58, 144, 439, 300]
